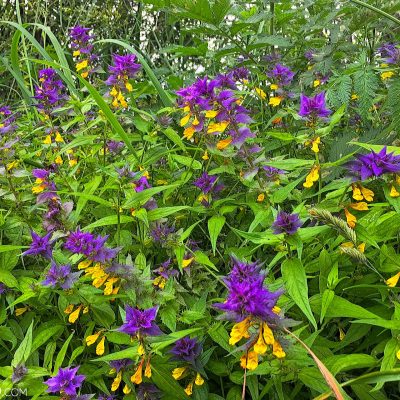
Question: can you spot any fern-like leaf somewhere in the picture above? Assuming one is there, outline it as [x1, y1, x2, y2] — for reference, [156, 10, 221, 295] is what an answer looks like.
[353, 68, 379, 121]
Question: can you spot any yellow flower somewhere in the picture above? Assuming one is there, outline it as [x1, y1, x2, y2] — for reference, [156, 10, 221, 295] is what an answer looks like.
[85, 332, 101, 346]
[385, 272, 400, 288]
[229, 317, 251, 345]
[216, 137, 232, 150]
[390, 185, 400, 198]
[78, 260, 92, 270]
[125, 82, 133, 92]
[253, 329, 267, 355]
[207, 121, 229, 134]
[104, 277, 119, 296]
[255, 87, 267, 99]
[202, 151, 209, 160]
[349, 202, 369, 211]
[15, 307, 28, 316]
[184, 381, 193, 396]
[55, 132, 64, 142]
[344, 208, 356, 229]
[6, 160, 18, 171]
[153, 275, 166, 289]
[240, 351, 258, 370]
[83, 306, 89, 314]
[183, 126, 196, 140]
[272, 340, 286, 358]
[310, 136, 321, 153]
[303, 165, 320, 188]
[73, 50, 81, 57]
[144, 361, 152, 378]
[269, 96, 283, 107]
[270, 84, 279, 90]
[32, 184, 46, 194]
[351, 93, 358, 100]
[64, 304, 74, 314]
[339, 327, 345, 341]
[123, 384, 131, 394]
[43, 135, 52, 145]
[262, 323, 275, 345]
[138, 343, 145, 356]
[381, 71, 395, 80]
[257, 193, 265, 202]
[111, 371, 122, 391]
[397, 349, 400, 360]
[180, 113, 191, 127]
[76, 59, 88, 72]
[205, 110, 219, 118]
[55, 155, 63, 165]
[352, 185, 363, 201]
[313, 79, 320, 87]
[68, 305, 82, 323]
[96, 336, 106, 355]
[81, 71, 89, 79]
[69, 159, 78, 167]
[172, 366, 187, 380]
[182, 257, 194, 268]
[361, 186, 374, 202]
[272, 306, 281, 314]
[195, 373, 204, 386]
[131, 363, 143, 385]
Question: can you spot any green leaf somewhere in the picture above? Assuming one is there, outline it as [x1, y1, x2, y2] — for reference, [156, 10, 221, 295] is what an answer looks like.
[271, 175, 305, 203]
[53, 332, 74, 373]
[31, 323, 63, 355]
[208, 215, 226, 255]
[172, 154, 202, 170]
[123, 184, 179, 209]
[281, 258, 317, 330]
[12, 321, 33, 366]
[320, 289, 335, 324]
[163, 128, 186, 151]
[92, 345, 139, 362]
[148, 206, 190, 221]
[83, 215, 134, 231]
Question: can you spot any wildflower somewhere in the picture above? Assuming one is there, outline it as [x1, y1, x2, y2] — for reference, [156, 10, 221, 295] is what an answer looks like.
[272, 211, 302, 235]
[386, 272, 400, 287]
[262, 166, 286, 183]
[381, 71, 395, 80]
[153, 259, 178, 289]
[193, 172, 218, 194]
[255, 87, 267, 99]
[0, 106, 17, 135]
[378, 42, 400, 65]
[347, 147, 400, 180]
[105, 54, 141, 108]
[298, 92, 331, 120]
[150, 222, 176, 246]
[0, 283, 7, 295]
[107, 140, 124, 154]
[269, 96, 283, 107]
[344, 208, 356, 228]
[132, 175, 151, 192]
[11, 364, 27, 384]
[390, 185, 400, 197]
[42, 262, 80, 289]
[303, 165, 320, 188]
[136, 383, 161, 400]
[304, 49, 315, 61]
[352, 184, 374, 202]
[240, 351, 259, 370]
[268, 63, 295, 86]
[44, 366, 85, 395]
[22, 231, 53, 259]
[34, 68, 66, 114]
[119, 306, 162, 337]
[170, 337, 202, 367]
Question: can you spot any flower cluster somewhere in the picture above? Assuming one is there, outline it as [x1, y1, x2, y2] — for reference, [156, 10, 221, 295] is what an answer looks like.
[177, 74, 255, 151]
[215, 258, 285, 370]
[42, 262, 80, 290]
[347, 146, 400, 181]
[193, 171, 223, 205]
[105, 54, 141, 108]
[34, 68, 66, 115]
[298, 92, 331, 122]
[171, 337, 205, 395]
[0, 106, 17, 135]
[69, 25, 97, 78]
[378, 42, 400, 65]
[272, 211, 302, 235]
[267, 63, 295, 107]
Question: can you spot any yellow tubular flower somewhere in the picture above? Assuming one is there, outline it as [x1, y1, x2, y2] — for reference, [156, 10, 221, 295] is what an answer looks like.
[390, 186, 400, 197]
[85, 332, 101, 346]
[195, 373, 204, 386]
[349, 202, 369, 211]
[313, 79, 321, 87]
[270, 84, 279, 90]
[352, 185, 363, 201]
[255, 87, 267, 99]
[262, 323, 275, 345]
[76, 59, 88, 71]
[73, 50, 80, 57]
[172, 367, 187, 380]
[202, 151, 209, 160]
[68, 305, 82, 323]
[43, 135, 52, 145]
[257, 193, 265, 202]
[180, 113, 191, 127]
[81, 71, 89, 79]
[311, 136, 321, 153]
[15, 307, 28, 316]
[216, 137, 232, 150]
[64, 304, 74, 314]
[396, 349, 400, 360]
[240, 351, 259, 370]
[207, 121, 229, 134]
[360, 186, 374, 202]
[131, 363, 143, 385]
[111, 371, 122, 391]
[144, 360, 152, 378]
[125, 82, 133, 92]
[123, 384, 131, 394]
[96, 336, 106, 355]
[55, 132, 64, 142]
[381, 71, 395, 80]
[385, 272, 400, 288]
[183, 126, 196, 140]
[344, 208, 357, 228]
[303, 165, 320, 188]
[253, 329, 268, 355]
[184, 381, 194, 396]
[205, 110, 219, 118]
[182, 257, 194, 268]
[272, 340, 286, 358]
[229, 317, 251, 345]
[269, 96, 283, 107]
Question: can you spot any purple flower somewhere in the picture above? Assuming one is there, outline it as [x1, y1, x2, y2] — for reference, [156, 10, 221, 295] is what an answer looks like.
[105, 54, 141, 88]
[69, 25, 94, 54]
[132, 176, 150, 192]
[268, 64, 295, 86]
[272, 211, 302, 235]
[193, 172, 219, 194]
[22, 231, 53, 259]
[118, 306, 162, 337]
[304, 49, 315, 61]
[42, 262, 80, 290]
[0, 106, 17, 135]
[154, 259, 178, 279]
[32, 168, 50, 182]
[116, 165, 135, 179]
[107, 140, 124, 154]
[170, 337, 202, 366]
[298, 92, 331, 120]
[34, 68, 66, 114]
[98, 395, 116, 400]
[378, 42, 400, 64]
[109, 358, 133, 372]
[346, 146, 400, 180]
[230, 127, 255, 147]
[0, 283, 7, 294]
[44, 366, 85, 395]
[150, 223, 175, 246]
[137, 383, 162, 400]
[262, 166, 286, 180]
[214, 257, 282, 322]
[231, 67, 249, 81]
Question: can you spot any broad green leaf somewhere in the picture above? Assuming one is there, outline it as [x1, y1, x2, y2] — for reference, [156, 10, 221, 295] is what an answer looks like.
[208, 215, 225, 255]
[53, 332, 74, 373]
[12, 321, 33, 366]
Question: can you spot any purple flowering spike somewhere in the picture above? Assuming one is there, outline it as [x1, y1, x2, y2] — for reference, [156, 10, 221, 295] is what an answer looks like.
[119, 305, 162, 337]
[0, 283, 7, 294]
[11, 364, 27, 384]
[105, 54, 141, 87]
[34, 68, 66, 114]
[109, 358, 133, 373]
[154, 258, 179, 279]
[268, 63, 295, 86]
[69, 25, 94, 54]
[42, 262, 80, 290]
[170, 337, 202, 365]
[298, 92, 331, 120]
[107, 140, 124, 154]
[64, 228, 95, 255]
[23, 231, 53, 259]
[193, 172, 218, 194]
[132, 176, 151, 193]
[44, 366, 85, 395]
[150, 222, 175, 246]
[378, 42, 400, 64]
[346, 146, 400, 180]
[272, 211, 302, 235]
[214, 257, 282, 322]
[0, 106, 17, 135]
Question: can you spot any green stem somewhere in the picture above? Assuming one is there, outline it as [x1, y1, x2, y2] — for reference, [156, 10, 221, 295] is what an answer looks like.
[349, 0, 400, 25]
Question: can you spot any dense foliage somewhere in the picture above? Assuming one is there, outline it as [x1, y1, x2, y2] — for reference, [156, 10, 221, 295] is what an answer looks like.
[1, 1, 400, 399]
